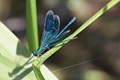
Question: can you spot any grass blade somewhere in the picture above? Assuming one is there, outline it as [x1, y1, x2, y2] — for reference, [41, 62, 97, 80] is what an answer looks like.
[26, 0, 38, 51]
[33, 0, 120, 66]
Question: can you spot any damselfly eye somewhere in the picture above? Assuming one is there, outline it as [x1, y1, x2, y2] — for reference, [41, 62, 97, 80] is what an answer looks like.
[33, 51, 37, 56]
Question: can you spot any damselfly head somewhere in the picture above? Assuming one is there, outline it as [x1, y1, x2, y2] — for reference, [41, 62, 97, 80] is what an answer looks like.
[33, 51, 37, 56]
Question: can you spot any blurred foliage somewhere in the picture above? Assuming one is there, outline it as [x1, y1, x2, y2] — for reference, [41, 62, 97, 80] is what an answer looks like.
[0, 0, 120, 80]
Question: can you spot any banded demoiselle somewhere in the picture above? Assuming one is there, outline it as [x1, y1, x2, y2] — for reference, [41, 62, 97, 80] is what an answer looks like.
[33, 10, 76, 56]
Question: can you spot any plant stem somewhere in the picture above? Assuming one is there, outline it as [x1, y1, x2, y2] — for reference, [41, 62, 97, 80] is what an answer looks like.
[26, 0, 44, 79]
[26, 0, 38, 51]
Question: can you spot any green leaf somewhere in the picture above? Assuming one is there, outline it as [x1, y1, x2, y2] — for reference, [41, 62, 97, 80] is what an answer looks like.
[0, 22, 36, 80]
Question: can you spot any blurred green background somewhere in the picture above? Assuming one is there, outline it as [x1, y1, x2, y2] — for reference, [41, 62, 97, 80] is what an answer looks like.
[0, 0, 120, 80]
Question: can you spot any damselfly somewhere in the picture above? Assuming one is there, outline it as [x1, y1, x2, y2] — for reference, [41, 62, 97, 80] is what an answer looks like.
[33, 10, 76, 56]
